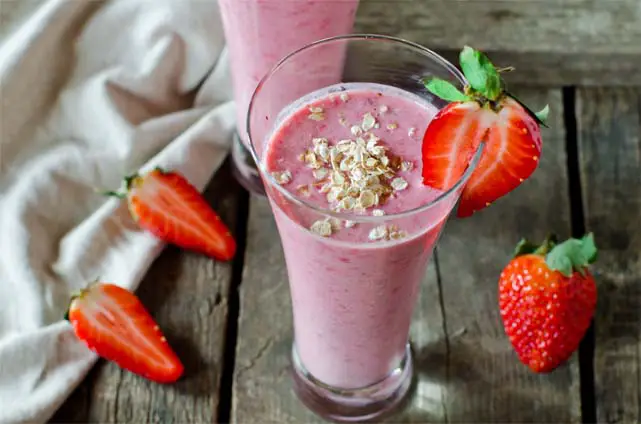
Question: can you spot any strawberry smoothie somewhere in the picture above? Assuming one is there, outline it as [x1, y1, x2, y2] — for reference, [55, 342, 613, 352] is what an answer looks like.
[218, 0, 360, 147]
[262, 83, 459, 389]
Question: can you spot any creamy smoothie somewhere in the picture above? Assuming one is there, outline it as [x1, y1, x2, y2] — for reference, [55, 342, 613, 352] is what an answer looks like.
[218, 0, 360, 146]
[263, 83, 457, 388]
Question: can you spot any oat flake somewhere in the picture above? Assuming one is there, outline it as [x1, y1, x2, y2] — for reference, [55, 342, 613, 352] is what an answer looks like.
[391, 177, 408, 191]
[313, 168, 328, 180]
[401, 161, 414, 172]
[361, 113, 376, 131]
[272, 170, 292, 185]
[310, 220, 332, 237]
[369, 225, 389, 241]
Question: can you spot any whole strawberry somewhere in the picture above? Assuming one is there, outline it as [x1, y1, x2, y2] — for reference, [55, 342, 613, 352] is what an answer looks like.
[498, 233, 597, 373]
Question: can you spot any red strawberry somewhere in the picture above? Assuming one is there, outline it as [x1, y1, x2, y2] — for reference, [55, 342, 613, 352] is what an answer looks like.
[498, 233, 598, 373]
[66, 282, 184, 383]
[106, 168, 236, 261]
[421, 46, 548, 217]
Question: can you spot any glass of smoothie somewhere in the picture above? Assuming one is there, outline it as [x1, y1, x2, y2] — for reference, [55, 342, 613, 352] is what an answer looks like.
[247, 35, 483, 421]
[218, 0, 360, 195]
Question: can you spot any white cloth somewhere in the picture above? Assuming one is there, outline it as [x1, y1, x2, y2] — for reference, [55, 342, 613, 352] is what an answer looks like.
[0, 0, 234, 422]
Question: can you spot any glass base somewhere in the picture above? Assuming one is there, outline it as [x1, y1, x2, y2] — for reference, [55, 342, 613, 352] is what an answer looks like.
[231, 131, 266, 196]
[291, 343, 414, 423]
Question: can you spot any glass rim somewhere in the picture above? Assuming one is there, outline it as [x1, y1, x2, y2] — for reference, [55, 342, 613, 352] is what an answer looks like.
[247, 33, 482, 222]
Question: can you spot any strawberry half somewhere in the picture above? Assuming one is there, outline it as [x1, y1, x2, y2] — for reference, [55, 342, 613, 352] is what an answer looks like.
[106, 168, 236, 261]
[498, 234, 598, 373]
[421, 46, 549, 217]
[66, 282, 184, 383]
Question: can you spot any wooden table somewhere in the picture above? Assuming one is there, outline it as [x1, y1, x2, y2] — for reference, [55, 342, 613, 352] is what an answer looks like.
[53, 2, 641, 423]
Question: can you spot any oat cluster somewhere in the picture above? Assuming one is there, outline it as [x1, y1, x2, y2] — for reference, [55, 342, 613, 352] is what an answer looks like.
[300, 109, 411, 216]
[273, 99, 415, 241]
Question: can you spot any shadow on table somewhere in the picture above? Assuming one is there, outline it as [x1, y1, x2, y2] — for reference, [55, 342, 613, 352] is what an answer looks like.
[400, 339, 576, 423]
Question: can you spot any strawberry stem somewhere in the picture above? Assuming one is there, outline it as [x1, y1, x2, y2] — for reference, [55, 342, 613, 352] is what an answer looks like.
[497, 66, 515, 73]
[459, 45, 502, 101]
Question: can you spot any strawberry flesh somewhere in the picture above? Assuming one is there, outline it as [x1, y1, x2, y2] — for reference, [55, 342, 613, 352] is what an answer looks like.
[421, 97, 542, 217]
[457, 97, 542, 217]
[421, 101, 492, 191]
[67, 283, 184, 383]
[128, 170, 236, 261]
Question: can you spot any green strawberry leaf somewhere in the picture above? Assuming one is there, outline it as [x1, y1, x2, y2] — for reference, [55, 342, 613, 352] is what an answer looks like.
[514, 234, 557, 258]
[507, 93, 550, 128]
[513, 238, 539, 257]
[535, 105, 550, 125]
[424, 78, 470, 102]
[459, 46, 502, 101]
[580, 232, 598, 264]
[546, 232, 598, 277]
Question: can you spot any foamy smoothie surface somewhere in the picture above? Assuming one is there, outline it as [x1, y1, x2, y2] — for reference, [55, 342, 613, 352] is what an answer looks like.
[264, 83, 445, 241]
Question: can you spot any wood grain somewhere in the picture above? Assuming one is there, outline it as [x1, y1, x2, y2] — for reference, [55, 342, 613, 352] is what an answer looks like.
[577, 88, 641, 423]
[232, 88, 580, 422]
[51, 161, 241, 423]
[231, 195, 321, 423]
[354, 0, 641, 86]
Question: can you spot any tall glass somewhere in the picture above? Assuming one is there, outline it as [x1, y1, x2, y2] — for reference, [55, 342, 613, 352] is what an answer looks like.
[218, 0, 360, 195]
[248, 35, 482, 422]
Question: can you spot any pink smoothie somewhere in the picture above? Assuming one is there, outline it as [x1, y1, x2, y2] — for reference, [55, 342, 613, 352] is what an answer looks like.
[218, 0, 360, 145]
[262, 83, 457, 389]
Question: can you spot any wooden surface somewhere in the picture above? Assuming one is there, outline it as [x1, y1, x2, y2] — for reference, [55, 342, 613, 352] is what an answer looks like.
[354, 0, 641, 86]
[413, 88, 580, 423]
[54, 84, 641, 422]
[577, 88, 641, 424]
[231, 88, 581, 424]
[47, 3, 641, 422]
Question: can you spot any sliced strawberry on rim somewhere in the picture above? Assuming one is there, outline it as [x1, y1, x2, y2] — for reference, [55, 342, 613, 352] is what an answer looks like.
[104, 168, 236, 261]
[421, 46, 549, 217]
[66, 282, 184, 383]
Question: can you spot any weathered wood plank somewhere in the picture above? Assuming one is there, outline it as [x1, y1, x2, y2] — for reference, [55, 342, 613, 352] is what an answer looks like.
[51, 161, 241, 423]
[233, 87, 579, 422]
[232, 196, 319, 423]
[415, 88, 581, 423]
[577, 88, 641, 424]
[354, 0, 641, 86]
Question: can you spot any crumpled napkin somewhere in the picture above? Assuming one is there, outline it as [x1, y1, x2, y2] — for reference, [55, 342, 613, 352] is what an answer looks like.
[0, 0, 234, 421]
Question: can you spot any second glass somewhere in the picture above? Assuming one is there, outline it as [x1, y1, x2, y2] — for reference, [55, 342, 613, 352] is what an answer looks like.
[248, 35, 482, 421]
[218, 0, 360, 194]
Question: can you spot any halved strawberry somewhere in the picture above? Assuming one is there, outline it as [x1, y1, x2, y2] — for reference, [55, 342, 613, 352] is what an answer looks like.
[66, 282, 184, 383]
[421, 46, 548, 217]
[105, 168, 236, 261]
